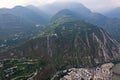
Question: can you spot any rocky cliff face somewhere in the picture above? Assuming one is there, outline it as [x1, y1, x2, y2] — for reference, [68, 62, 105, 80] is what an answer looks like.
[0, 17, 120, 68]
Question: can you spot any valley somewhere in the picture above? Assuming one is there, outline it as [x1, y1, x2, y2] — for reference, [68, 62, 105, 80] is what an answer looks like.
[0, 1, 120, 80]
[0, 59, 120, 80]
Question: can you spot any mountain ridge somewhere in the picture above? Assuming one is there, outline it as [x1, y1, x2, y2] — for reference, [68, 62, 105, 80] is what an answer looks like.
[1, 16, 120, 66]
[49, 5, 120, 42]
[103, 7, 120, 19]
[0, 5, 48, 51]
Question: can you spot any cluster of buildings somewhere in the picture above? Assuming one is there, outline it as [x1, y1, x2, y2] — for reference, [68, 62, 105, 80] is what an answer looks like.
[60, 63, 114, 80]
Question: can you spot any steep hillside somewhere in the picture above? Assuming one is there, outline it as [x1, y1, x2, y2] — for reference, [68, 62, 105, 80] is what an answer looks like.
[50, 6, 120, 42]
[0, 16, 120, 79]
[1, 17, 120, 66]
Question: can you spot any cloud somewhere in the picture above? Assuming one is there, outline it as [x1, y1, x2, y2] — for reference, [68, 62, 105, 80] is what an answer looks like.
[0, 0, 29, 8]
[28, 0, 120, 12]
[0, 0, 120, 12]
[78, 0, 120, 12]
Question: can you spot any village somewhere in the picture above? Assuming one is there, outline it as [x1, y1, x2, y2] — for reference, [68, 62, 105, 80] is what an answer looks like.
[0, 59, 119, 80]
[59, 63, 114, 80]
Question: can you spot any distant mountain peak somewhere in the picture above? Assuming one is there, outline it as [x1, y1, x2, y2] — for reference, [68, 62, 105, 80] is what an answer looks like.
[103, 7, 120, 19]
[13, 5, 26, 9]
[41, 2, 91, 17]
[26, 5, 38, 9]
[113, 7, 120, 10]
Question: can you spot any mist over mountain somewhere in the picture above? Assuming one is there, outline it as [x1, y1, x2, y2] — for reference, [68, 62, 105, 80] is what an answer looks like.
[40, 2, 91, 17]
[103, 7, 120, 19]
[43, 2, 120, 42]
[5, 6, 48, 24]
[0, 6, 48, 51]
[26, 5, 50, 22]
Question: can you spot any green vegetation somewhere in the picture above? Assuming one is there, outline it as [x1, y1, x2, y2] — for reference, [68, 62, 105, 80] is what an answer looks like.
[0, 16, 120, 80]
[0, 59, 48, 80]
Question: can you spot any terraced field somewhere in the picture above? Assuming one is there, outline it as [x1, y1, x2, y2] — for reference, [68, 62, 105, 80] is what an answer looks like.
[0, 59, 47, 80]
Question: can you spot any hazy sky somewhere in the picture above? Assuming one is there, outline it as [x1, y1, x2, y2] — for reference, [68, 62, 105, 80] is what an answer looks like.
[0, 0, 120, 12]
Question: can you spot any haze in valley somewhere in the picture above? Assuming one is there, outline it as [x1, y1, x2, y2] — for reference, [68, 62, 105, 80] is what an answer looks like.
[0, 0, 120, 12]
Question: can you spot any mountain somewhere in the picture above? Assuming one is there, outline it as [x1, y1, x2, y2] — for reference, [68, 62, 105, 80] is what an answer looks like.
[103, 7, 120, 19]
[0, 6, 48, 51]
[7, 6, 48, 24]
[51, 9, 77, 22]
[45, 2, 120, 42]
[1, 16, 120, 79]
[1, 16, 120, 75]
[40, 2, 91, 17]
